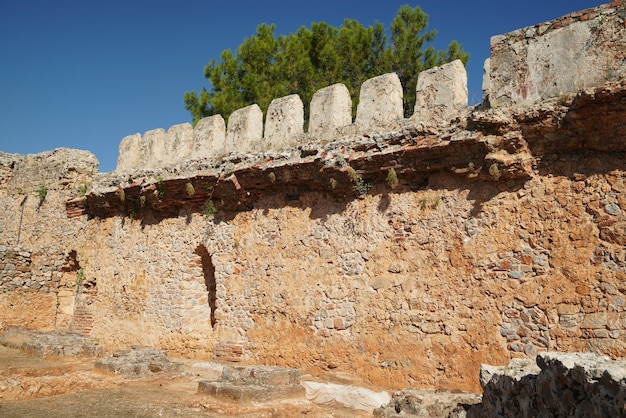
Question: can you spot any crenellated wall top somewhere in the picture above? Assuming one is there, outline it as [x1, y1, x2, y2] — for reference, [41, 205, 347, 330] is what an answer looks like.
[116, 62, 468, 173]
[115, 1, 625, 174]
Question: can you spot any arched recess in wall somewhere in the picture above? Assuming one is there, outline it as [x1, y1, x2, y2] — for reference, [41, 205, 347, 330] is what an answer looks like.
[194, 245, 217, 328]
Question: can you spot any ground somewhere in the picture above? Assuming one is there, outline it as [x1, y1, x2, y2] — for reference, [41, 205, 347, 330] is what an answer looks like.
[0, 345, 373, 417]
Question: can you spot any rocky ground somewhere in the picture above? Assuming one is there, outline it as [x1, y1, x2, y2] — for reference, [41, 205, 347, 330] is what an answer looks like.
[0, 344, 371, 417]
[0, 344, 481, 417]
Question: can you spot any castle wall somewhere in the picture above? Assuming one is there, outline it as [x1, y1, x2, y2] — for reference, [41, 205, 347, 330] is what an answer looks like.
[488, 1, 626, 107]
[1, 2, 625, 394]
[114, 60, 467, 174]
[0, 150, 97, 334]
[2, 145, 626, 392]
[111, 2, 625, 173]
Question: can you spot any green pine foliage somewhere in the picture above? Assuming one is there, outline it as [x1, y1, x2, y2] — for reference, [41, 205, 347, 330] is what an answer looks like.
[184, 5, 469, 125]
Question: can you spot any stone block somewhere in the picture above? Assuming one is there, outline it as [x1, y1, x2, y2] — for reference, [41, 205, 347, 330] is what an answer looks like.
[420, 322, 441, 334]
[411, 59, 468, 126]
[222, 365, 301, 386]
[489, 3, 626, 106]
[559, 314, 580, 328]
[199, 364, 305, 402]
[477, 352, 626, 417]
[355, 73, 403, 131]
[0, 327, 102, 357]
[373, 387, 478, 417]
[581, 312, 607, 329]
[334, 317, 345, 330]
[264, 94, 304, 150]
[198, 381, 305, 402]
[116, 133, 141, 172]
[557, 304, 581, 315]
[94, 347, 180, 376]
[225, 104, 263, 153]
[482, 58, 491, 101]
[141, 128, 166, 170]
[166, 123, 194, 166]
[308, 83, 352, 141]
[193, 115, 226, 160]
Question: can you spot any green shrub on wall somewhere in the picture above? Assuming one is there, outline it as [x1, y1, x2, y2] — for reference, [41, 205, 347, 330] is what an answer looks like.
[35, 185, 48, 203]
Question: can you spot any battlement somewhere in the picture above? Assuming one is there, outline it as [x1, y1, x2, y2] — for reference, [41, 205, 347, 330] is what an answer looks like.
[115, 61, 468, 173]
[115, 1, 625, 174]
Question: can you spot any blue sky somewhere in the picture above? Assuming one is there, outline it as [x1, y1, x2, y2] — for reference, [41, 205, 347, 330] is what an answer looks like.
[0, 1, 602, 172]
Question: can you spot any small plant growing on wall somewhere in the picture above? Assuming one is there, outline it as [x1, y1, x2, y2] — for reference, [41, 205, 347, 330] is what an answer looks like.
[386, 168, 399, 189]
[347, 166, 371, 196]
[335, 153, 348, 169]
[117, 188, 125, 202]
[489, 163, 501, 180]
[419, 196, 440, 211]
[353, 176, 371, 196]
[203, 199, 217, 218]
[156, 177, 165, 199]
[347, 166, 358, 183]
[78, 183, 89, 197]
[185, 182, 195, 196]
[35, 185, 48, 203]
[139, 195, 146, 208]
[76, 268, 85, 287]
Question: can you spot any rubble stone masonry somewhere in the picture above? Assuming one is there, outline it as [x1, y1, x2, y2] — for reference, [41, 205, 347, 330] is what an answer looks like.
[1, 2, 625, 393]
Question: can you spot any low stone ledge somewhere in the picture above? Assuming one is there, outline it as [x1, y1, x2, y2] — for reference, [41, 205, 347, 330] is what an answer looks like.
[198, 381, 305, 402]
[0, 327, 102, 357]
[94, 346, 181, 377]
[198, 364, 305, 402]
[221, 365, 301, 386]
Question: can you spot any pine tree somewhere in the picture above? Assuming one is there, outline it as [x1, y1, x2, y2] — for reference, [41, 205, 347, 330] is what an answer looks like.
[184, 5, 468, 125]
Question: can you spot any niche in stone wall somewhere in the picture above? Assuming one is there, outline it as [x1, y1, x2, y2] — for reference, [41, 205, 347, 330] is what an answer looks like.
[56, 250, 97, 336]
[194, 245, 217, 328]
[56, 250, 79, 332]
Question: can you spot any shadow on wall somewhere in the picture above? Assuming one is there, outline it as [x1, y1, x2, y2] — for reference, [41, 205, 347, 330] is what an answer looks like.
[195, 245, 217, 329]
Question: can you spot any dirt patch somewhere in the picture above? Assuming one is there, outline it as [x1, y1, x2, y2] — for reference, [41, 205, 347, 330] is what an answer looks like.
[0, 346, 370, 417]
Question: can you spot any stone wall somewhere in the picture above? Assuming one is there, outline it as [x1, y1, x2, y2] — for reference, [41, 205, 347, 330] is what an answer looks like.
[471, 352, 626, 417]
[0, 246, 64, 293]
[0, 149, 97, 335]
[4, 117, 626, 392]
[0, 2, 626, 395]
[115, 61, 468, 173]
[487, 0, 626, 107]
[114, 2, 625, 174]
